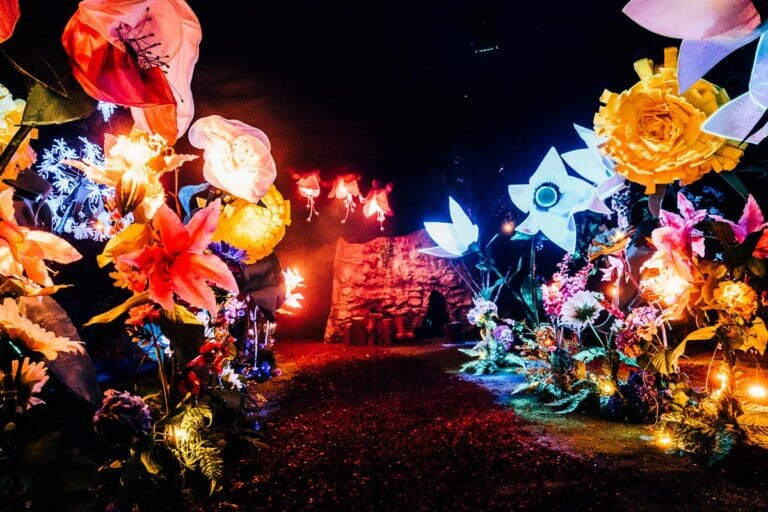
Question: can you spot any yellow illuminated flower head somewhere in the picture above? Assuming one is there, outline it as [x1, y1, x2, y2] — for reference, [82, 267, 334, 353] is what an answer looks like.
[594, 48, 743, 194]
[714, 280, 758, 320]
[64, 129, 197, 222]
[212, 186, 291, 263]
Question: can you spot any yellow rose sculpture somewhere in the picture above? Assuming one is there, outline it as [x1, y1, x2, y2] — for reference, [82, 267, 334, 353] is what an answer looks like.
[714, 280, 758, 321]
[212, 186, 291, 263]
[594, 48, 743, 194]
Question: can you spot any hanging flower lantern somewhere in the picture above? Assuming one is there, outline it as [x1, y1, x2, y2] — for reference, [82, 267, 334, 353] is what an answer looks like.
[61, 0, 202, 143]
[362, 181, 393, 231]
[328, 174, 363, 223]
[295, 171, 321, 222]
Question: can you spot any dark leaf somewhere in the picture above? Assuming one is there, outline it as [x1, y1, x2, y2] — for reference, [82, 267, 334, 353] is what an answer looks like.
[19, 296, 100, 405]
[22, 81, 96, 126]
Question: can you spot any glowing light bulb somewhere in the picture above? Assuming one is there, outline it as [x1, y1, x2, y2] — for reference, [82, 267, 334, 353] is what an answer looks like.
[748, 382, 768, 400]
[501, 220, 515, 235]
[598, 380, 615, 396]
[655, 432, 673, 448]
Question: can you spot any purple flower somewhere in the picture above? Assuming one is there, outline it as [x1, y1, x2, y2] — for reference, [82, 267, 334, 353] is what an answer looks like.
[94, 389, 151, 447]
[208, 240, 248, 274]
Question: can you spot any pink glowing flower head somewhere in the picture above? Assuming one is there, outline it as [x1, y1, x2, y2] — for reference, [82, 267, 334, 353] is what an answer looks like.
[651, 192, 708, 258]
[363, 181, 394, 230]
[711, 194, 768, 258]
[62, 0, 202, 144]
[294, 171, 322, 221]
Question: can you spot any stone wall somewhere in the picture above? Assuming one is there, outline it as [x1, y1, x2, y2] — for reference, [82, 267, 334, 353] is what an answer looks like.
[324, 230, 473, 342]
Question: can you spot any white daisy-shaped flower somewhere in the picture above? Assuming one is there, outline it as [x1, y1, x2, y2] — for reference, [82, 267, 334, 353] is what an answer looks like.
[561, 124, 626, 212]
[560, 290, 604, 331]
[508, 147, 602, 253]
[419, 197, 479, 258]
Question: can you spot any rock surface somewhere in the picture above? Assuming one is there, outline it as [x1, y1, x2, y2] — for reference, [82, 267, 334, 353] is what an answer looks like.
[324, 230, 472, 342]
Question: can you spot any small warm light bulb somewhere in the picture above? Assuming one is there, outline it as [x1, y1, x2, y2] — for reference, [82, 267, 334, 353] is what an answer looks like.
[501, 221, 515, 235]
[598, 380, 615, 396]
[716, 372, 728, 384]
[748, 382, 768, 400]
[655, 432, 673, 448]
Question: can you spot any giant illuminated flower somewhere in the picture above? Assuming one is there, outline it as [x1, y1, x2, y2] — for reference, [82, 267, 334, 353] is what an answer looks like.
[561, 124, 626, 213]
[0, 84, 37, 183]
[0, 188, 81, 287]
[594, 48, 743, 194]
[419, 197, 478, 258]
[508, 147, 602, 253]
[212, 186, 291, 264]
[623, 0, 763, 93]
[0, 0, 19, 43]
[188, 115, 277, 203]
[65, 130, 196, 222]
[640, 251, 696, 320]
[119, 200, 239, 313]
[61, 0, 202, 143]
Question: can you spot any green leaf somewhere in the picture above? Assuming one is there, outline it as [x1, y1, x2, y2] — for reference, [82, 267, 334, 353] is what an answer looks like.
[682, 326, 719, 343]
[720, 173, 748, 200]
[19, 296, 101, 404]
[741, 317, 768, 355]
[520, 275, 541, 325]
[22, 81, 96, 126]
[747, 257, 766, 278]
[617, 352, 641, 368]
[572, 347, 606, 363]
[84, 292, 150, 326]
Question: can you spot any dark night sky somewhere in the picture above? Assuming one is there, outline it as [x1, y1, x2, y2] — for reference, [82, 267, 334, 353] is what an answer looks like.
[4, 1, 765, 338]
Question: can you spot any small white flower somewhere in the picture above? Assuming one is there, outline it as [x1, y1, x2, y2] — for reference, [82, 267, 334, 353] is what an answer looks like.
[221, 366, 244, 391]
[420, 197, 479, 258]
[560, 291, 604, 331]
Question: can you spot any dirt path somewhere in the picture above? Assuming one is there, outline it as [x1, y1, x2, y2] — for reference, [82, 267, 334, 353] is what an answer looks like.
[218, 343, 768, 511]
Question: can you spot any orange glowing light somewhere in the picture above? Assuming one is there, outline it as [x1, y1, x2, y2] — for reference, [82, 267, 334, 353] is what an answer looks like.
[328, 174, 363, 223]
[295, 171, 322, 221]
[598, 379, 616, 396]
[655, 432, 673, 448]
[501, 221, 516, 235]
[748, 382, 768, 400]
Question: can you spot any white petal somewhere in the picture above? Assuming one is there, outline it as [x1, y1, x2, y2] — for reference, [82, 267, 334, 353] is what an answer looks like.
[418, 246, 462, 259]
[750, 32, 768, 108]
[538, 212, 577, 253]
[561, 148, 607, 184]
[423, 222, 465, 256]
[515, 215, 540, 236]
[678, 30, 762, 94]
[448, 197, 479, 247]
[597, 174, 627, 200]
[508, 184, 531, 213]
[702, 92, 768, 143]
[553, 175, 596, 215]
[528, 147, 568, 187]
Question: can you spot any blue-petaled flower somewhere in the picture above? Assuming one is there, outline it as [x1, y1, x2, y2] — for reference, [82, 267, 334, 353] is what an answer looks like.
[508, 147, 602, 253]
[208, 240, 248, 274]
[419, 197, 479, 258]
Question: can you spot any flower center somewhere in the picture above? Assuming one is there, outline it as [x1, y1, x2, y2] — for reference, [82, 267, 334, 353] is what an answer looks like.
[533, 183, 560, 210]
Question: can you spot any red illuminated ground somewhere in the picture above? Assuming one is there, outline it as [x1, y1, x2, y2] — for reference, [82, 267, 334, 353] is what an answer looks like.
[207, 343, 768, 511]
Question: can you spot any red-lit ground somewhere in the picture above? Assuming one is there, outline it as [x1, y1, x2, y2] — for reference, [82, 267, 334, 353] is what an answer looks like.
[200, 342, 768, 511]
